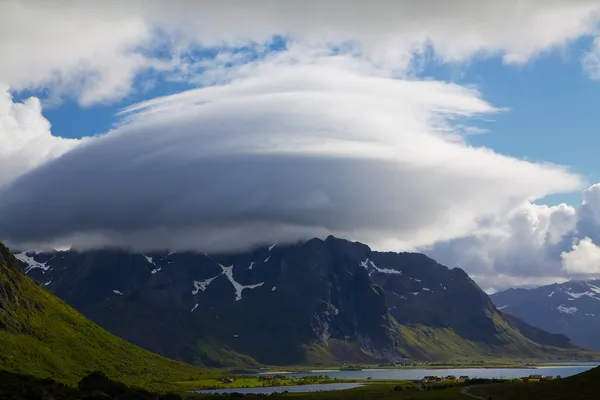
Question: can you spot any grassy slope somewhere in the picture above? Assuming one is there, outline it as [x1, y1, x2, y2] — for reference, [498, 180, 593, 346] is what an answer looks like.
[0, 243, 221, 389]
[387, 312, 592, 363]
[471, 366, 600, 400]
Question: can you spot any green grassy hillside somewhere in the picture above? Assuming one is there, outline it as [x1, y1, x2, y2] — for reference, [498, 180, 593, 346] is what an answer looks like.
[0, 243, 220, 389]
[471, 366, 600, 399]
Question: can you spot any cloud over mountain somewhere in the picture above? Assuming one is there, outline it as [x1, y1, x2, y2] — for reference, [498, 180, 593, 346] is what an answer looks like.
[0, 59, 582, 256]
[3, 1, 600, 290]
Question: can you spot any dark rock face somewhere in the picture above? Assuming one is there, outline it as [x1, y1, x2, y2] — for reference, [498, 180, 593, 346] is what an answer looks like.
[16, 236, 571, 365]
[492, 280, 600, 350]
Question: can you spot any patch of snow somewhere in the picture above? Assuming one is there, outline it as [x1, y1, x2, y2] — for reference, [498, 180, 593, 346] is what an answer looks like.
[588, 284, 600, 295]
[557, 305, 578, 315]
[585, 313, 595, 317]
[192, 274, 221, 295]
[113, 290, 123, 295]
[191, 303, 199, 312]
[142, 254, 155, 265]
[220, 264, 264, 301]
[360, 258, 402, 276]
[233, 334, 239, 338]
[423, 288, 431, 291]
[167, 251, 176, 256]
[15, 252, 53, 274]
[412, 292, 419, 296]
[565, 290, 600, 301]
[269, 243, 276, 251]
[43, 280, 52, 286]
[271, 286, 277, 292]
[548, 291, 555, 297]
[497, 305, 508, 310]
[565, 291, 589, 299]
[151, 267, 162, 274]
[248, 261, 255, 270]
[411, 278, 422, 282]
[264, 256, 271, 263]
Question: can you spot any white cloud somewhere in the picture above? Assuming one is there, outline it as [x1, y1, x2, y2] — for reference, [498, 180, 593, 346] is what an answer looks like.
[0, 88, 80, 187]
[582, 37, 600, 80]
[0, 59, 583, 254]
[2, 1, 600, 103]
[423, 183, 600, 291]
[562, 237, 600, 275]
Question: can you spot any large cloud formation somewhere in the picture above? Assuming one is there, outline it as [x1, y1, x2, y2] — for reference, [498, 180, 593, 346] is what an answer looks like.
[3, 0, 600, 104]
[3, 1, 600, 291]
[425, 184, 600, 292]
[0, 60, 582, 253]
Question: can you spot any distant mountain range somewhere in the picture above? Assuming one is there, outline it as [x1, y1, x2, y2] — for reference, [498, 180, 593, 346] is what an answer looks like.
[15, 236, 585, 366]
[491, 280, 600, 350]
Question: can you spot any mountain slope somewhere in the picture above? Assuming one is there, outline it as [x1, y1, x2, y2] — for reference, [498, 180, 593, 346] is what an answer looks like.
[0, 242, 217, 388]
[491, 280, 600, 350]
[17, 236, 583, 366]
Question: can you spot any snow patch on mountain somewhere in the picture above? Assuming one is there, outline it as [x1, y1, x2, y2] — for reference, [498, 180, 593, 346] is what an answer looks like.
[360, 258, 402, 276]
[557, 305, 577, 315]
[271, 286, 277, 292]
[219, 264, 264, 301]
[113, 289, 123, 295]
[43, 280, 52, 286]
[269, 244, 276, 251]
[248, 261, 255, 270]
[15, 252, 53, 274]
[142, 254, 155, 265]
[497, 305, 508, 310]
[192, 274, 221, 295]
[423, 288, 431, 291]
[548, 291, 554, 297]
[191, 303, 199, 312]
[264, 256, 271, 263]
[151, 267, 162, 274]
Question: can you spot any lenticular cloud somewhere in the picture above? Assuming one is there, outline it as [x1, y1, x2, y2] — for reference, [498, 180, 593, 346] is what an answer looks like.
[0, 62, 582, 252]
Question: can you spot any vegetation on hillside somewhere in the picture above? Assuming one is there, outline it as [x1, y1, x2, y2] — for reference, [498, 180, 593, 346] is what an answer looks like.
[471, 365, 600, 399]
[0, 243, 221, 390]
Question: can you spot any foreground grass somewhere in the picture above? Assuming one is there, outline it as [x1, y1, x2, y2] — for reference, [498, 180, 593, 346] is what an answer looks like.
[280, 384, 467, 399]
[470, 365, 600, 400]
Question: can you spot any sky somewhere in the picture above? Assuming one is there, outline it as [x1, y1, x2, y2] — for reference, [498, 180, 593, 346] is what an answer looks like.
[4, 1, 600, 292]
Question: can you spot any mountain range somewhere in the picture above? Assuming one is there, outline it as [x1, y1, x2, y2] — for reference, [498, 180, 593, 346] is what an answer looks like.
[491, 280, 600, 350]
[0, 242, 215, 388]
[15, 236, 585, 366]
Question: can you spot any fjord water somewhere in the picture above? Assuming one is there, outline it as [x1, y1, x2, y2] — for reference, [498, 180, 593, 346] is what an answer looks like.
[288, 364, 599, 380]
[196, 383, 364, 395]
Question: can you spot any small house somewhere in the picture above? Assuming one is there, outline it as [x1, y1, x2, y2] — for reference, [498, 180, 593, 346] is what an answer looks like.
[459, 376, 469, 380]
[221, 377, 235, 384]
[529, 374, 543, 379]
[446, 375, 457, 381]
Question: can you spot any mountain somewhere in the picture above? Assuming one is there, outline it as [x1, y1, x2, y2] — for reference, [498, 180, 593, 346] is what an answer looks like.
[491, 280, 600, 350]
[16, 236, 583, 366]
[0, 242, 217, 388]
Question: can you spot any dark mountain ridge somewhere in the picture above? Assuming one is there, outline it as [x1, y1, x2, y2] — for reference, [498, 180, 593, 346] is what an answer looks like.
[16, 236, 582, 366]
[492, 279, 600, 350]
